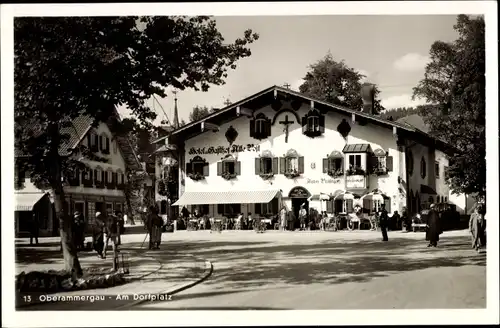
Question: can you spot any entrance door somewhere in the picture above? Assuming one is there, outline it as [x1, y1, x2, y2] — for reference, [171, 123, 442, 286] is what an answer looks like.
[292, 198, 309, 229]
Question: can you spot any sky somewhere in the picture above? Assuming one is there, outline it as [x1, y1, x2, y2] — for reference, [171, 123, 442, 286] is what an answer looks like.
[118, 15, 460, 125]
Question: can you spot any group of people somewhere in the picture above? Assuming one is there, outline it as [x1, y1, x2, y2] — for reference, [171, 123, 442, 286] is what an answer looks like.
[143, 206, 164, 250]
[91, 210, 125, 259]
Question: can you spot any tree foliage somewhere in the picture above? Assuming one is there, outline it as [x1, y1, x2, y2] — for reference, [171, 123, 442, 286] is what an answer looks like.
[299, 53, 384, 114]
[14, 16, 259, 276]
[379, 106, 427, 121]
[188, 105, 218, 122]
[413, 15, 485, 198]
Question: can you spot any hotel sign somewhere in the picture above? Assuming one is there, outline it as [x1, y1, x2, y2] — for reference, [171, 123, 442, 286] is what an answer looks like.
[306, 178, 342, 184]
[188, 144, 260, 155]
[346, 175, 367, 189]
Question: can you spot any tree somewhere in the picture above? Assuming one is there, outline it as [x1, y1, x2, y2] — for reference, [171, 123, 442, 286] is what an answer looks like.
[14, 16, 259, 277]
[179, 119, 188, 127]
[188, 105, 218, 122]
[299, 53, 384, 114]
[413, 15, 485, 199]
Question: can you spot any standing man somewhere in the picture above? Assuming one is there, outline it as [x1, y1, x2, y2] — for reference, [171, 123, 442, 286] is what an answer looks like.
[73, 211, 85, 250]
[379, 204, 389, 241]
[469, 204, 486, 252]
[115, 211, 125, 245]
[103, 210, 119, 259]
[299, 205, 307, 231]
[426, 203, 441, 247]
[280, 206, 287, 231]
[93, 212, 106, 258]
[29, 212, 39, 245]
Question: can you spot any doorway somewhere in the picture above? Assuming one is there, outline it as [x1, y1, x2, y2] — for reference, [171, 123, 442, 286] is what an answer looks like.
[291, 198, 309, 229]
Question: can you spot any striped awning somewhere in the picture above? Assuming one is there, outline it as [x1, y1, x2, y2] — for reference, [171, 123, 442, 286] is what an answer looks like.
[309, 193, 331, 201]
[173, 190, 281, 206]
[15, 192, 46, 211]
[334, 192, 362, 201]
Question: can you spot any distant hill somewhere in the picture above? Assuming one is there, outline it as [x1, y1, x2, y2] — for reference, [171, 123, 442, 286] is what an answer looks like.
[379, 106, 425, 122]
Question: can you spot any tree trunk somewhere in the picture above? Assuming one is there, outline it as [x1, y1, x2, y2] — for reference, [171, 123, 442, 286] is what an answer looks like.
[49, 124, 83, 279]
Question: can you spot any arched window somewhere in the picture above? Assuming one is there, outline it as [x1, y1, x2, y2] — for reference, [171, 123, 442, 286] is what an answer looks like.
[250, 113, 271, 140]
[100, 133, 110, 154]
[302, 109, 325, 137]
[218, 154, 241, 179]
[407, 150, 414, 176]
[323, 151, 343, 176]
[256, 150, 276, 176]
[186, 156, 209, 180]
[95, 166, 103, 182]
[420, 156, 427, 179]
[281, 149, 304, 178]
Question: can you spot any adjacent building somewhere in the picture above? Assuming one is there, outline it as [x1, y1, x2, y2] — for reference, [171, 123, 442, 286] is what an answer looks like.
[154, 85, 454, 222]
[15, 115, 141, 236]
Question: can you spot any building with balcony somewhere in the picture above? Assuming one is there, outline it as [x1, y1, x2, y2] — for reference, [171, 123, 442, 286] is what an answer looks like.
[153, 85, 454, 223]
[14, 114, 141, 236]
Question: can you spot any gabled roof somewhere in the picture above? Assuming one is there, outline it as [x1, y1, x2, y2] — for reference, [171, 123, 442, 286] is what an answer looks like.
[153, 85, 455, 154]
[15, 112, 142, 171]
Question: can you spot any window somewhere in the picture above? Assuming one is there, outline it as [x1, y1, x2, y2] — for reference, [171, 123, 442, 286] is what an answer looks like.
[302, 109, 325, 137]
[115, 203, 123, 213]
[420, 156, 427, 179]
[224, 161, 235, 174]
[106, 202, 113, 214]
[377, 156, 386, 170]
[408, 150, 414, 176]
[280, 149, 304, 177]
[250, 113, 271, 140]
[437, 196, 441, 203]
[444, 197, 447, 203]
[373, 200, 382, 212]
[186, 156, 209, 179]
[323, 152, 343, 177]
[193, 161, 205, 174]
[429, 196, 434, 204]
[435, 162, 440, 179]
[286, 157, 299, 172]
[349, 155, 362, 168]
[255, 198, 279, 215]
[218, 155, 241, 179]
[107, 170, 113, 184]
[261, 157, 273, 174]
[100, 133, 110, 154]
[95, 167, 103, 182]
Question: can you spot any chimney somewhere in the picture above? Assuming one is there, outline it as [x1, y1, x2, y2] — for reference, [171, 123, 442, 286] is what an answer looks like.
[360, 83, 375, 114]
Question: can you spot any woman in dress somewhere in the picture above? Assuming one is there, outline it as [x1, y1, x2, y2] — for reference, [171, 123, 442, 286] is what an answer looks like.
[469, 204, 486, 252]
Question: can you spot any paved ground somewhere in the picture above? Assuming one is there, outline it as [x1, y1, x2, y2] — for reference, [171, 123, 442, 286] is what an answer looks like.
[131, 229, 486, 310]
[15, 229, 486, 310]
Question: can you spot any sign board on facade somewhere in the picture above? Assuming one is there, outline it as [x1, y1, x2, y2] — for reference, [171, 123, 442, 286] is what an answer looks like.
[306, 178, 342, 184]
[346, 175, 367, 189]
[188, 144, 260, 155]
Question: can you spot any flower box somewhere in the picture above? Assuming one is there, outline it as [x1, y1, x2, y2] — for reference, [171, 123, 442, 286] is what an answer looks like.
[187, 172, 205, 181]
[284, 170, 300, 179]
[221, 171, 237, 180]
[327, 169, 344, 178]
[346, 167, 366, 176]
[259, 173, 274, 180]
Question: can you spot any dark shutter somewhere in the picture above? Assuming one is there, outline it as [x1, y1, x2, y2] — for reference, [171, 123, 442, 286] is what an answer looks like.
[87, 134, 92, 148]
[326, 200, 333, 213]
[94, 169, 98, 184]
[112, 172, 117, 188]
[101, 170, 105, 183]
[217, 162, 223, 176]
[203, 163, 209, 176]
[319, 115, 325, 133]
[75, 169, 80, 185]
[255, 203, 262, 215]
[89, 170, 93, 186]
[385, 198, 391, 213]
[335, 199, 343, 213]
[105, 137, 110, 152]
[250, 120, 255, 138]
[279, 157, 286, 174]
[347, 199, 354, 213]
[298, 156, 304, 174]
[235, 161, 241, 175]
[363, 198, 371, 214]
[266, 119, 272, 137]
[99, 135, 103, 151]
[323, 158, 329, 173]
[255, 158, 261, 175]
[368, 155, 376, 173]
[186, 163, 192, 174]
[301, 116, 307, 134]
[217, 204, 224, 215]
[386, 156, 393, 172]
[272, 157, 279, 174]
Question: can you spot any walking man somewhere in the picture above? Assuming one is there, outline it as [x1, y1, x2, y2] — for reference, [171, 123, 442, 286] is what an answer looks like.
[379, 204, 389, 241]
[426, 203, 441, 247]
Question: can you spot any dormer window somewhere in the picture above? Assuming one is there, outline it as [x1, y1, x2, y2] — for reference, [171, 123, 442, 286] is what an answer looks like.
[217, 155, 241, 180]
[323, 151, 344, 177]
[280, 149, 304, 178]
[250, 113, 271, 140]
[186, 156, 209, 181]
[255, 150, 278, 178]
[302, 109, 325, 137]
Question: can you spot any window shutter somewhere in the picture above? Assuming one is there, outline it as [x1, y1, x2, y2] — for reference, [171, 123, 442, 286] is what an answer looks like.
[255, 203, 262, 215]
[217, 204, 224, 215]
[385, 198, 391, 213]
[386, 156, 393, 172]
[255, 158, 261, 175]
[217, 162, 223, 176]
[323, 158, 329, 173]
[99, 135, 103, 151]
[347, 199, 354, 213]
[93, 135, 99, 151]
[298, 156, 304, 174]
[250, 120, 255, 138]
[363, 198, 371, 214]
[101, 170, 105, 182]
[272, 157, 279, 174]
[89, 170, 93, 186]
[75, 169, 80, 185]
[87, 134, 91, 148]
[235, 161, 241, 175]
[94, 170, 98, 183]
[279, 157, 286, 174]
[112, 172, 117, 187]
[186, 163, 192, 174]
[105, 137, 110, 152]
[326, 200, 333, 213]
[266, 119, 272, 137]
[319, 115, 325, 133]
[203, 163, 209, 176]
[301, 116, 307, 134]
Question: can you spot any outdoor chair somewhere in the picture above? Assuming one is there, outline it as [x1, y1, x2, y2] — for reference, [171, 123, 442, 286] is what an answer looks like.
[221, 217, 229, 230]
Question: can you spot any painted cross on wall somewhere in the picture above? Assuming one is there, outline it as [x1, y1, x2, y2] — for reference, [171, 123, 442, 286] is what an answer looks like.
[279, 115, 294, 143]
